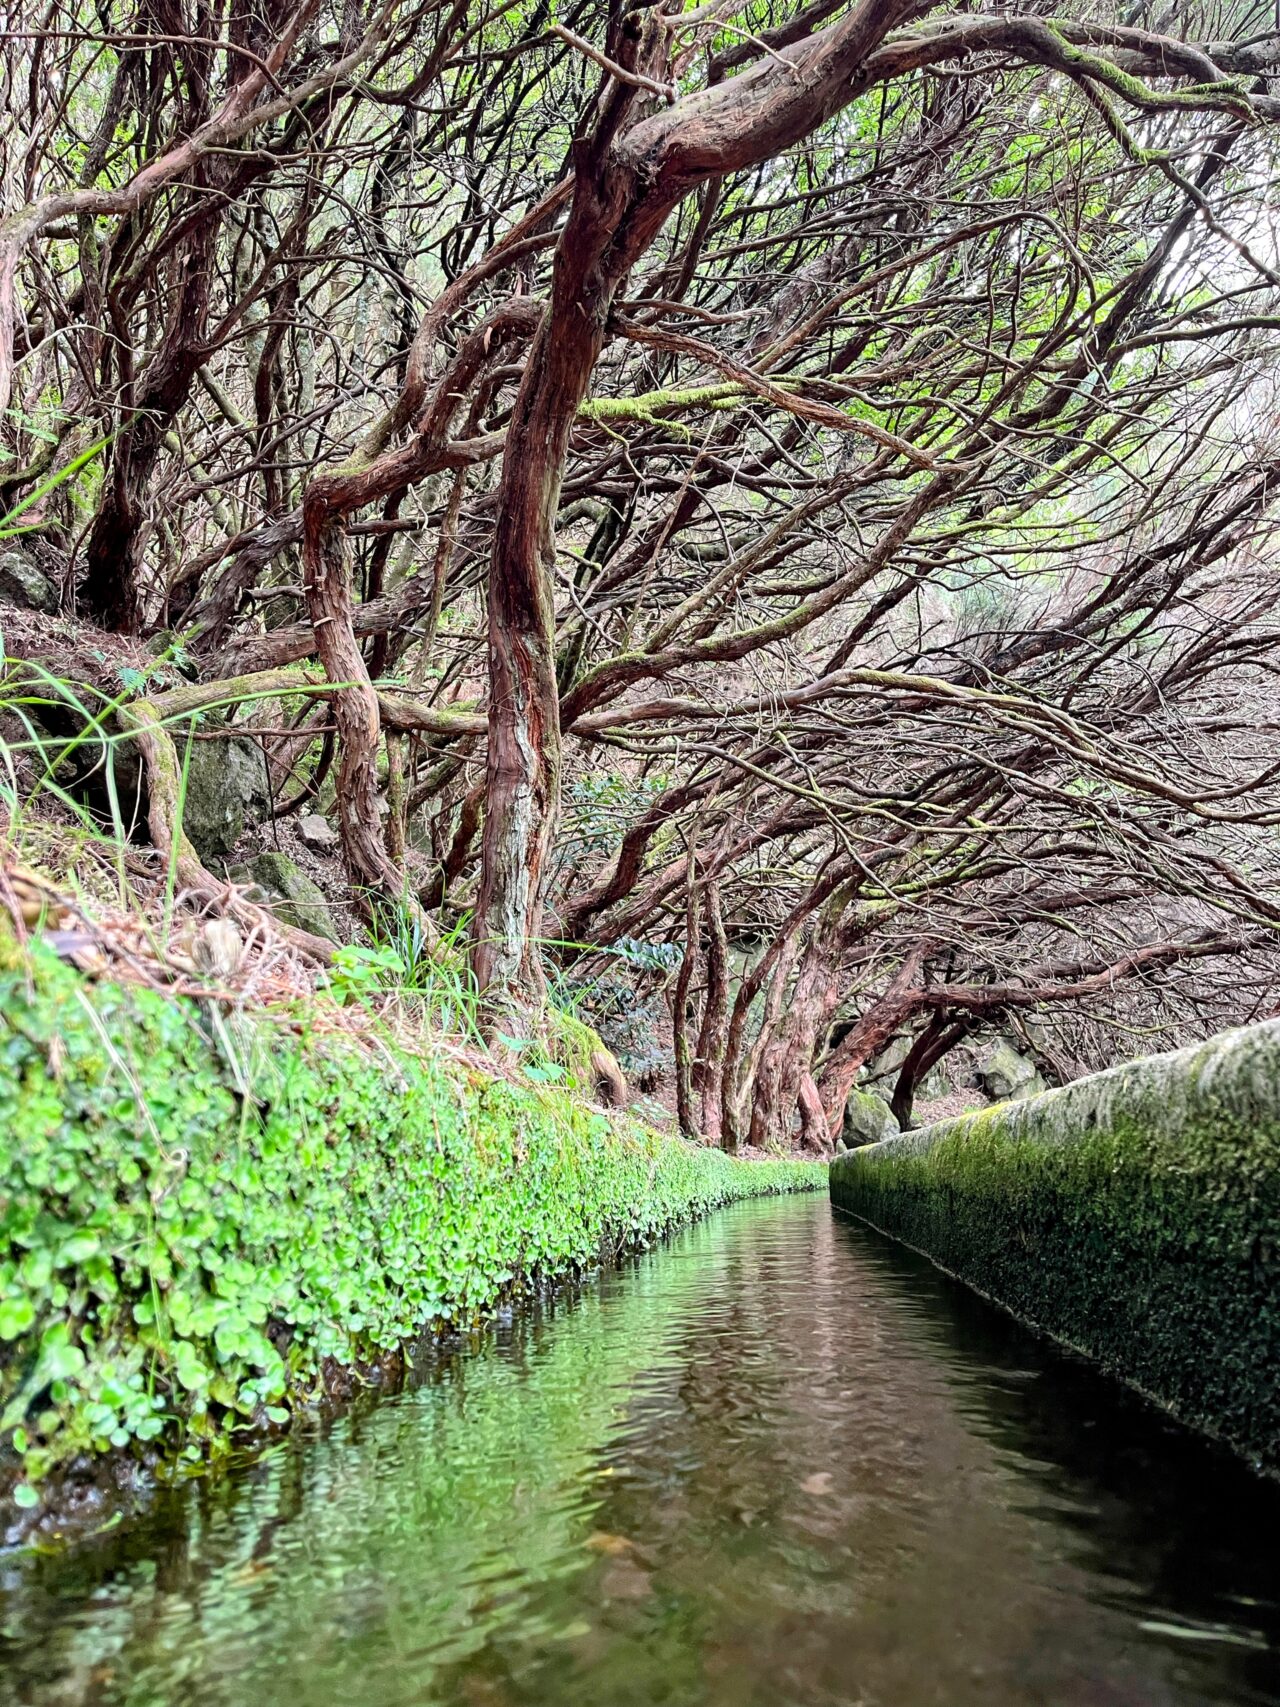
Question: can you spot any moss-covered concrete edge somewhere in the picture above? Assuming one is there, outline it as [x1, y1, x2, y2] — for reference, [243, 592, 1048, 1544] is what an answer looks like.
[0, 944, 823, 1534]
[830, 1021, 1280, 1472]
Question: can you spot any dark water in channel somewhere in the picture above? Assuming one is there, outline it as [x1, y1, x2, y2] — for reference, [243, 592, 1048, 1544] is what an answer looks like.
[3, 1195, 1280, 1707]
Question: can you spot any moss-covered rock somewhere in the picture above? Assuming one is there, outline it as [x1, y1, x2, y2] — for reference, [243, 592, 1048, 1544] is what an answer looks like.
[978, 1036, 1046, 1101]
[232, 851, 337, 941]
[830, 1020, 1280, 1472]
[182, 737, 268, 861]
[0, 549, 56, 613]
[860, 1033, 913, 1092]
[842, 1087, 899, 1148]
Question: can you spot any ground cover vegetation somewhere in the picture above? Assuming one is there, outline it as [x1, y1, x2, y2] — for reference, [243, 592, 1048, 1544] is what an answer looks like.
[0, 934, 821, 1521]
[4, 0, 1280, 1153]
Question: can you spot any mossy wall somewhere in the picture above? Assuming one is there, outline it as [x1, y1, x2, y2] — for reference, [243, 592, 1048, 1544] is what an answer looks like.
[830, 1022, 1280, 1472]
[0, 947, 821, 1510]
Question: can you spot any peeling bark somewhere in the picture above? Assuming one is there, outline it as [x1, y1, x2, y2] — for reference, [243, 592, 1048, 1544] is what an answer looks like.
[472, 0, 929, 1016]
[748, 914, 843, 1150]
[694, 880, 729, 1147]
[472, 10, 669, 1017]
[302, 508, 413, 913]
[673, 871, 701, 1140]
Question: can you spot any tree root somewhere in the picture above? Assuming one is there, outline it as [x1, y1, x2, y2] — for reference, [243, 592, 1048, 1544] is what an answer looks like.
[116, 693, 336, 962]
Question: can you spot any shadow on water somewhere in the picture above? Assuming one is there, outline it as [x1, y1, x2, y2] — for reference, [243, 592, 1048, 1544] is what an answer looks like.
[1, 1194, 1278, 1707]
[841, 1220, 1280, 1660]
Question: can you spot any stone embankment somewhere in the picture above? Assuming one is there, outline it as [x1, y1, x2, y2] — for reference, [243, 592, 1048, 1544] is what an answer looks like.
[830, 1021, 1280, 1472]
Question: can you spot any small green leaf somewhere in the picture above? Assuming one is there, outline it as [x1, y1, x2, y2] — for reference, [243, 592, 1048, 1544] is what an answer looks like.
[0, 1297, 35, 1340]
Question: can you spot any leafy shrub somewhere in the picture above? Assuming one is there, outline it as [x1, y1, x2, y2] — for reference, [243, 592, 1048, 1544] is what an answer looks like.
[554, 937, 683, 1090]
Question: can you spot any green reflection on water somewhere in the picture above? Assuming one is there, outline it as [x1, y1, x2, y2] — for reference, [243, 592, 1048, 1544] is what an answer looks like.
[4, 1195, 1280, 1707]
[2, 1206, 740, 1707]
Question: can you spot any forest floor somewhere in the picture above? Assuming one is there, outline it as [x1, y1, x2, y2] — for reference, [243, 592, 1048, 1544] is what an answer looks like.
[913, 1090, 989, 1125]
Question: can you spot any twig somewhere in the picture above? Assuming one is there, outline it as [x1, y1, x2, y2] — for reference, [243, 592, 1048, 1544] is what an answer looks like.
[548, 24, 676, 103]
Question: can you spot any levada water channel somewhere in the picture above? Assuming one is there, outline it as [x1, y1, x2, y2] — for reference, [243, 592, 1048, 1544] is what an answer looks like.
[3, 1194, 1279, 1707]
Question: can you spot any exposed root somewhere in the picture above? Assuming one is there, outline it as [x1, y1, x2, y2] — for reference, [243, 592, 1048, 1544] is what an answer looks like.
[591, 1045, 627, 1108]
[116, 692, 336, 962]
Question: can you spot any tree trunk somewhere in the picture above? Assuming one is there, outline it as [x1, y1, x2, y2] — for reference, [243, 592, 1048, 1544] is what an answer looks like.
[797, 1073, 830, 1154]
[384, 731, 407, 864]
[471, 13, 666, 1018]
[720, 929, 801, 1151]
[470, 0, 923, 1017]
[694, 880, 729, 1146]
[748, 917, 841, 1149]
[889, 1016, 970, 1127]
[673, 873, 701, 1139]
[817, 939, 933, 1140]
[303, 514, 408, 905]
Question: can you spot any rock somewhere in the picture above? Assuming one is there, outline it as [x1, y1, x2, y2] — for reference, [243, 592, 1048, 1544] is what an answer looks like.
[181, 737, 269, 863]
[861, 1033, 913, 1093]
[979, 1037, 1047, 1102]
[298, 812, 340, 853]
[21, 696, 266, 863]
[0, 548, 56, 613]
[842, 1087, 899, 1149]
[193, 918, 243, 979]
[231, 852, 338, 942]
[919, 1065, 952, 1101]
[950, 1043, 985, 1089]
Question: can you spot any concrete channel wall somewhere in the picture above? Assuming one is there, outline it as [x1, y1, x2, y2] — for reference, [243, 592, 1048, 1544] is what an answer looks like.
[829, 1020, 1280, 1472]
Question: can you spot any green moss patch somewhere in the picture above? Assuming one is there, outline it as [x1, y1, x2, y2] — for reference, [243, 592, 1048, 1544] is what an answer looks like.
[0, 946, 821, 1511]
[830, 1024, 1280, 1472]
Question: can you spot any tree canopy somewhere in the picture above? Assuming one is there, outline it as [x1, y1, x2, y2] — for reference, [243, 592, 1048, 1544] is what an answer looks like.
[5, 0, 1280, 1145]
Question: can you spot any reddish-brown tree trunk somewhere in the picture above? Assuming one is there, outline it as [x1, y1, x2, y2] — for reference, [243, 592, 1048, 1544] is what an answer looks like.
[469, 313, 589, 1013]
[80, 233, 213, 631]
[471, 0, 924, 1017]
[720, 930, 802, 1151]
[797, 1074, 829, 1153]
[817, 940, 933, 1140]
[889, 1015, 971, 1127]
[748, 917, 842, 1150]
[673, 873, 701, 1139]
[302, 513, 408, 904]
[471, 13, 666, 1017]
[694, 880, 730, 1146]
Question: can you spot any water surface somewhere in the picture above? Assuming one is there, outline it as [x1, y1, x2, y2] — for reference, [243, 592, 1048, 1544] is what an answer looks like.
[2, 1195, 1279, 1706]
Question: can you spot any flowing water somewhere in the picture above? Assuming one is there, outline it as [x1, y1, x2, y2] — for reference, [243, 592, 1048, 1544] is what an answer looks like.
[3, 1193, 1280, 1707]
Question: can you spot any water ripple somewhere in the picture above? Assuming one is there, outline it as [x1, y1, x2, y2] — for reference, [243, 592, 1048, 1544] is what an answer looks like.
[2, 1197, 1279, 1707]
